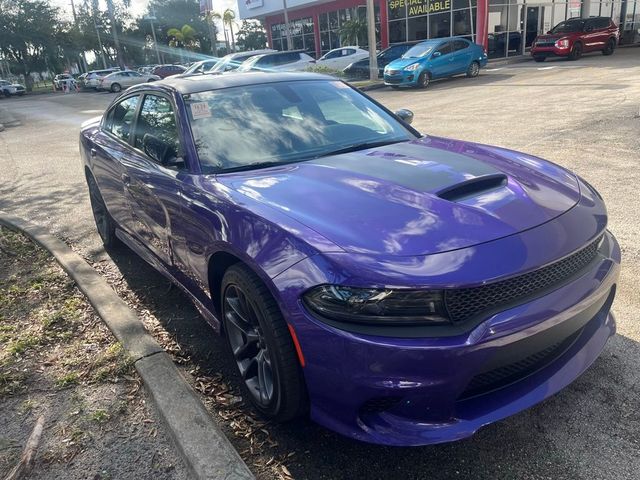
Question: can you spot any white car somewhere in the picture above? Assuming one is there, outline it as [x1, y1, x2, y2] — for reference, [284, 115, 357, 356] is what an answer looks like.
[84, 69, 121, 89]
[316, 47, 370, 70]
[237, 51, 315, 73]
[0, 79, 26, 97]
[179, 59, 219, 76]
[99, 70, 161, 93]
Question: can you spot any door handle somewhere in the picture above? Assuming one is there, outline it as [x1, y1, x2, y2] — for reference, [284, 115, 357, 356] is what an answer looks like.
[90, 148, 97, 157]
[121, 173, 131, 186]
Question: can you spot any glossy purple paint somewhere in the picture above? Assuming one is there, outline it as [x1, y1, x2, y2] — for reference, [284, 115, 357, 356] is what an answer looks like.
[80, 74, 620, 446]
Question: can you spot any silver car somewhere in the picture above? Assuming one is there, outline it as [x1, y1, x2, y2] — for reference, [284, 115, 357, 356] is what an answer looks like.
[99, 70, 161, 93]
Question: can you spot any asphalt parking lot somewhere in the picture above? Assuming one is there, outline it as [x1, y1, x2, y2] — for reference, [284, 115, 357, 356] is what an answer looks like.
[1, 47, 639, 479]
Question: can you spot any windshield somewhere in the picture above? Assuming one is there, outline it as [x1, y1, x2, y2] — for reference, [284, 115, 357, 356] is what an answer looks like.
[551, 20, 585, 33]
[185, 80, 416, 173]
[236, 56, 261, 72]
[403, 44, 433, 58]
[210, 54, 252, 73]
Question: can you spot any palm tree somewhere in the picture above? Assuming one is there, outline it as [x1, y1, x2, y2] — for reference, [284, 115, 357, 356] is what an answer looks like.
[223, 8, 236, 52]
[205, 11, 222, 55]
[338, 16, 367, 47]
[167, 24, 197, 62]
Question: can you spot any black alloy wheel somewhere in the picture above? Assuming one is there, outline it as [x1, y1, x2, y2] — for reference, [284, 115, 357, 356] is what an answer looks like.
[87, 175, 118, 248]
[602, 38, 616, 56]
[221, 264, 307, 421]
[569, 43, 583, 60]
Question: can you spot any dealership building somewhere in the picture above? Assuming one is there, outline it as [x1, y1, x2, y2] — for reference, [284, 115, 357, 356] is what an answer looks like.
[237, 0, 639, 58]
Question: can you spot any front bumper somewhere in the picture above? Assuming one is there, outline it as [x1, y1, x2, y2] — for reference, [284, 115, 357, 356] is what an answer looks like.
[384, 69, 417, 87]
[531, 45, 571, 58]
[276, 228, 620, 446]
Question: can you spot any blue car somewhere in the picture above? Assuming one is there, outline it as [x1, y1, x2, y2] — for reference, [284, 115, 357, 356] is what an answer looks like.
[384, 37, 488, 89]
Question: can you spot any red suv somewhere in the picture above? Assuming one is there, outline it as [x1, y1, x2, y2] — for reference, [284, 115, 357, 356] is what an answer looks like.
[531, 17, 619, 62]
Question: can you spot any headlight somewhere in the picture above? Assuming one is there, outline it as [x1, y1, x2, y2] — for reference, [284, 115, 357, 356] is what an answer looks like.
[303, 285, 449, 325]
[404, 63, 420, 72]
[555, 38, 570, 48]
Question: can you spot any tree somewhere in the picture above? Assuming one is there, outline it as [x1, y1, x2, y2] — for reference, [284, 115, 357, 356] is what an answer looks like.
[0, 0, 61, 89]
[236, 21, 267, 52]
[339, 17, 367, 46]
[223, 8, 236, 52]
[167, 24, 198, 50]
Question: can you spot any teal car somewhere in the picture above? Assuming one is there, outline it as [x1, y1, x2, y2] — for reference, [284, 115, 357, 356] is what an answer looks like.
[383, 38, 487, 89]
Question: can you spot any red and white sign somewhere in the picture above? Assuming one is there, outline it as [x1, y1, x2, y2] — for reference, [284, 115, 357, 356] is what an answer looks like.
[245, 0, 264, 9]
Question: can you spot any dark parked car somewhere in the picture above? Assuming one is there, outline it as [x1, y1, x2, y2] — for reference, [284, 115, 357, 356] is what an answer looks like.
[80, 73, 619, 446]
[531, 17, 619, 61]
[343, 42, 418, 79]
[487, 31, 522, 57]
[151, 64, 187, 79]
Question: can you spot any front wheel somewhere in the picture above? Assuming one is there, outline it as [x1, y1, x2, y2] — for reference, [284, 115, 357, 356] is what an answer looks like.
[417, 71, 430, 89]
[110, 83, 122, 93]
[466, 61, 480, 78]
[602, 38, 616, 56]
[87, 174, 119, 248]
[568, 43, 583, 60]
[221, 264, 307, 422]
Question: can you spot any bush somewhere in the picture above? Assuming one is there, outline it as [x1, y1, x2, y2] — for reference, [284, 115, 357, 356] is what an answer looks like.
[303, 65, 346, 78]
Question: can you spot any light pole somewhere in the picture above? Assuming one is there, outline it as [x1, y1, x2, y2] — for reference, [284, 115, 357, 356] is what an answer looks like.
[143, 10, 161, 64]
[93, 17, 108, 69]
[106, 0, 124, 68]
[70, 0, 88, 72]
[366, 0, 378, 80]
[282, 0, 293, 50]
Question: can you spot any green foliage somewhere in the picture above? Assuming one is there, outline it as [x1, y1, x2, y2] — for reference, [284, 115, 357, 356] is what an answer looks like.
[339, 17, 368, 47]
[236, 21, 267, 51]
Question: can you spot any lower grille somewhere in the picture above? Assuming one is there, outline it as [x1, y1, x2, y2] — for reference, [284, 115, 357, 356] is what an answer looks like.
[445, 235, 603, 324]
[360, 396, 402, 414]
[385, 77, 402, 84]
[459, 328, 582, 399]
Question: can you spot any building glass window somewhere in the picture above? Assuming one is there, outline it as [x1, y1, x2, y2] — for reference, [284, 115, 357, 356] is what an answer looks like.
[271, 17, 315, 53]
[317, 5, 381, 55]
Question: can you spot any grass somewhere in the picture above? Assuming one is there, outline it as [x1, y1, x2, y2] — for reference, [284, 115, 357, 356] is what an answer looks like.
[88, 409, 109, 423]
[55, 372, 80, 389]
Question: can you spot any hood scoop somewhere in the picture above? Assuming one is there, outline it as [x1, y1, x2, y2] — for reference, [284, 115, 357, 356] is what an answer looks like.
[436, 174, 508, 202]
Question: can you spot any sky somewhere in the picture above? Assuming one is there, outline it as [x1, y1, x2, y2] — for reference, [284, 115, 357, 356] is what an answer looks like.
[51, 0, 239, 21]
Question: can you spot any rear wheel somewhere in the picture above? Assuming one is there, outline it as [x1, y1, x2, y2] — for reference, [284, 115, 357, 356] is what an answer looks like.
[221, 264, 307, 421]
[417, 71, 430, 89]
[87, 174, 119, 248]
[602, 38, 616, 56]
[110, 83, 122, 93]
[466, 61, 480, 78]
[568, 43, 583, 60]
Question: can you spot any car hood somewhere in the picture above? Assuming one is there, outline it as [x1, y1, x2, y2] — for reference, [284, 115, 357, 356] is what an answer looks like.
[535, 33, 570, 41]
[215, 137, 580, 256]
[387, 57, 423, 70]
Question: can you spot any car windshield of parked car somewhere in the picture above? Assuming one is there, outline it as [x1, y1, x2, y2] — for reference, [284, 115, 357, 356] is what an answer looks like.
[185, 80, 416, 173]
[403, 44, 433, 58]
[551, 20, 585, 33]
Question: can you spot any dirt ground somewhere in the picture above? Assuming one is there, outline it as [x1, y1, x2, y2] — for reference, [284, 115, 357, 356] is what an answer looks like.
[0, 227, 188, 480]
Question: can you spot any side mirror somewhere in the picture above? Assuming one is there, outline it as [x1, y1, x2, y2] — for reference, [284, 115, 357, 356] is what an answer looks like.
[143, 134, 177, 166]
[395, 109, 414, 125]
[432, 51, 442, 58]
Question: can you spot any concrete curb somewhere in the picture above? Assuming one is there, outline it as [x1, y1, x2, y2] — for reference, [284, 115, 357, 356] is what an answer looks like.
[0, 211, 255, 480]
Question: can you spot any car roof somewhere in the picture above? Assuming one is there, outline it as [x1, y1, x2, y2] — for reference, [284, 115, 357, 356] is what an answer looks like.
[130, 71, 333, 95]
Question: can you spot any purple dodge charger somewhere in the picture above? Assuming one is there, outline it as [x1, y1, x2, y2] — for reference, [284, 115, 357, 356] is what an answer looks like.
[80, 73, 620, 446]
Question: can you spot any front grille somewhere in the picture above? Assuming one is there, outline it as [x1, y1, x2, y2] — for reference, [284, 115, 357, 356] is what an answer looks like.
[445, 235, 603, 324]
[385, 77, 402, 84]
[386, 70, 401, 75]
[459, 328, 582, 399]
[536, 40, 556, 46]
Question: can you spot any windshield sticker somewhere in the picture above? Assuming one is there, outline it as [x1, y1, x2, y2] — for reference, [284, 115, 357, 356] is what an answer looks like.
[190, 102, 211, 120]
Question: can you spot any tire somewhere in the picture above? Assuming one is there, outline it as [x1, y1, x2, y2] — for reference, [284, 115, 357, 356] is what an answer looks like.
[221, 264, 307, 422]
[533, 56, 546, 63]
[390, 85, 401, 90]
[87, 174, 119, 248]
[417, 71, 430, 89]
[602, 38, 616, 56]
[466, 61, 480, 78]
[568, 42, 583, 61]
[110, 83, 122, 93]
